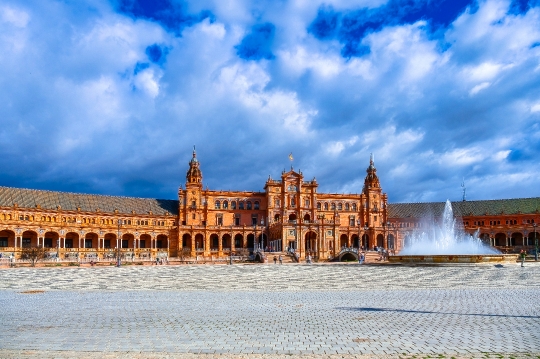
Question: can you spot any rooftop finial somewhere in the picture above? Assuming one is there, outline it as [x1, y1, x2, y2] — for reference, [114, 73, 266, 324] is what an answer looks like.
[370, 153, 374, 165]
[461, 178, 466, 202]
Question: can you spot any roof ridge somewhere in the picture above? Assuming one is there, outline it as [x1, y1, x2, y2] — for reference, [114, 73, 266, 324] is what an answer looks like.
[0, 186, 176, 202]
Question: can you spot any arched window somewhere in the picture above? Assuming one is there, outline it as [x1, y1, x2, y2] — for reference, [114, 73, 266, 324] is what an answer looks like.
[274, 214, 281, 222]
[223, 200, 228, 209]
[338, 203, 342, 210]
[317, 202, 321, 210]
[254, 201, 260, 210]
[345, 203, 350, 211]
[215, 200, 221, 209]
[331, 203, 336, 210]
[247, 201, 252, 210]
[324, 203, 328, 210]
[231, 201, 236, 209]
[239, 202, 244, 210]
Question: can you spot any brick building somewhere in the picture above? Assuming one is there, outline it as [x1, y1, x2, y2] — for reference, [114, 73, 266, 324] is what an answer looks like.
[0, 149, 538, 261]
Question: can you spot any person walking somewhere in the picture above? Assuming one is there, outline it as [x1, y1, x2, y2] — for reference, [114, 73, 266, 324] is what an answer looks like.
[520, 250, 526, 267]
[273, 255, 277, 264]
[279, 255, 282, 264]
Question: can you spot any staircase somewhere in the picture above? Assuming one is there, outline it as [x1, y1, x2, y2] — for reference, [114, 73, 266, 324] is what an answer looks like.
[265, 252, 297, 264]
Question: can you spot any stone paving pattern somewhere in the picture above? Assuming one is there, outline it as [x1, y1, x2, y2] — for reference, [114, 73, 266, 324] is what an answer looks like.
[0, 263, 539, 358]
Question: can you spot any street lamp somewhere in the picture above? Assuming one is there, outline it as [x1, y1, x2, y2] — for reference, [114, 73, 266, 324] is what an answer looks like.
[117, 219, 122, 267]
[363, 224, 369, 251]
[230, 224, 233, 265]
[533, 223, 538, 261]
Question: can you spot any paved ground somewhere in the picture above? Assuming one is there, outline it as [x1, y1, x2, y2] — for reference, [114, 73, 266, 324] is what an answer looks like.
[0, 263, 539, 358]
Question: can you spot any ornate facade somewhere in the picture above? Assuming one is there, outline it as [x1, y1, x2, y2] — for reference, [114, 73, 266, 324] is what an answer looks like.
[0, 149, 538, 262]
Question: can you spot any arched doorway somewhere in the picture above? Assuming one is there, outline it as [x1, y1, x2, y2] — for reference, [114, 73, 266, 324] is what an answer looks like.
[210, 234, 219, 251]
[362, 234, 369, 250]
[43, 231, 59, 249]
[21, 231, 38, 248]
[340, 234, 348, 248]
[495, 233, 506, 246]
[288, 213, 297, 222]
[351, 234, 359, 249]
[247, 234, 254, 250]
[305, 231, 317, 253]
[303, 214, 310, 222]
[511, 232, 522, 246]
[376, 234, 384, 248]
[0, 230, 15, 248]
[194, 234, 204, 252]
[234, 234, 243, 249]
[139, 234, 151, 249]
[222, 234, 231, 250]
[64, 232, 79, 249]
[122, 233, 134, 248]
[103, 233, 115, 249]
[182, 233, 192, 250]
[84, 233, 98, 248]
[156, 234, 168, 249]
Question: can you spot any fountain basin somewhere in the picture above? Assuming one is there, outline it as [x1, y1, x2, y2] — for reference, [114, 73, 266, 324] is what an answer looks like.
[389, 254, 518, 264]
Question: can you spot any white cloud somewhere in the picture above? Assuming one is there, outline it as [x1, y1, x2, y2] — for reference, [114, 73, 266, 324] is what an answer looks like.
[469, 81, 491, 95]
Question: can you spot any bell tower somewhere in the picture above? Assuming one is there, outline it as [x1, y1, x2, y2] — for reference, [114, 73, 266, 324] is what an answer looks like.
[179, 146, 205, 226]
[362, 154, 387, 228]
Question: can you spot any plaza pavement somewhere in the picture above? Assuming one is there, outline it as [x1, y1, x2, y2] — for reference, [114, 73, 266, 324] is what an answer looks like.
[0, 262, 539, 359]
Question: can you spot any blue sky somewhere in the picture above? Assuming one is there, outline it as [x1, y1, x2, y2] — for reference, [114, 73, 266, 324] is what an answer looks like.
[1, 0, 539, 203]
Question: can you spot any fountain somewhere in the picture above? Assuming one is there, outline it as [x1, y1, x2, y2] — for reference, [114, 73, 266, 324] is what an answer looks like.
[389, 200, 518, 264]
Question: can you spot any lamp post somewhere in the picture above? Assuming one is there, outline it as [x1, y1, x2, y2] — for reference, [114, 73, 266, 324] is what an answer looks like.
[363, 225, 369, 251]
[254, 224, 257, 252]
[230, 225, 233, 265]
[533, 223, 538, 261]
[117, 219, 122, 267]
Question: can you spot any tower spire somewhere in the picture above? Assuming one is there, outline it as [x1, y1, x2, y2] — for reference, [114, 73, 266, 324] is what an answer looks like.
[186, 146, 202, 186]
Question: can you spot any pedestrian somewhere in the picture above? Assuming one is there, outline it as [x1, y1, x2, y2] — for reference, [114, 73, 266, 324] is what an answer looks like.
[520, 250, 526, 267]
[279, 255, 282, 264]
[273, 255, 277, 264]
[359, 252, 365, 264]
[307, 254, 312, 264]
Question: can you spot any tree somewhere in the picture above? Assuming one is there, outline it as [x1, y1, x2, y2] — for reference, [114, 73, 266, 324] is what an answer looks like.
[20, 246, 47, 267]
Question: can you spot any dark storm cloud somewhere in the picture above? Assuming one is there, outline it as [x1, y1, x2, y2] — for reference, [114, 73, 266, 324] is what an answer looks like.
[235, 22, 276, 60]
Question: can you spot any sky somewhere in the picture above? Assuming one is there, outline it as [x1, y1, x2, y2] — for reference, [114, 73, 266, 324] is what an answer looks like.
[1, 0, 540, 203]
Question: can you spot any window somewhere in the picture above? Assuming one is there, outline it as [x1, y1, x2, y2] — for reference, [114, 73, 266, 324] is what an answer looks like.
[345, 203, 350, 211]
[338, 203, 342, 210]
[350, 218, 355, 226]
[254, 201, 260, 210]
[104, 240, 111, 248]
[157, 240, 163, 248]
[251, 215, 257, 226]
[44, 238, 53, 248]
[0, 237, 7, 247]
[223, 201, 228, 209]
[122, 240, 128, 248]
[65, 239, 73, 248]
[191, 200, 196, 208]
[239, 202, 245, 210]
[215, 200, 221, 209]
[317, 202, 321, 210]
[217, 215, 223, 226]
[235, 216, 240, 226]
[331, 203, 336, 210]
[85, 239, 92, 248]
[140, 240, 145, 248]
[192, 214, 196, 219]
[305, 199, 310, 207]
[247, 201, 252, 210]
[324, 203, 328, 210]
[275, 199, 280, 207]
[22, 238, 31, 248]
[231, 201, 236, 209]
[291, 197, 296, 207]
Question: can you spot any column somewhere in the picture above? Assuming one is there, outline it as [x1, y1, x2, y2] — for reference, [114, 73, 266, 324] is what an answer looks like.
[204, 233, 210, 256]
[231, 230, 235, 252]
[218, 231, 223, 256]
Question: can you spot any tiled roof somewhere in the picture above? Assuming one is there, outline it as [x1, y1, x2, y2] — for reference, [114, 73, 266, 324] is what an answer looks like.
[388, 198, 540, 219]
[0, 186, 178, 216]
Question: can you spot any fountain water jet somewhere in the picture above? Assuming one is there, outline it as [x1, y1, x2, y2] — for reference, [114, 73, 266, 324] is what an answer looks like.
[389, 200, 518, 264]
